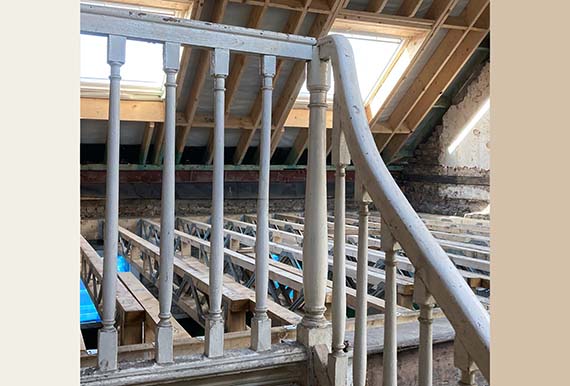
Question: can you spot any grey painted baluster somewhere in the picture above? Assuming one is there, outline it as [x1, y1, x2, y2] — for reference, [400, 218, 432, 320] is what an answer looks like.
[382, 218, 398, 386]
[455, 339, 477, 386]
[414, 277, 436, 386]
[353, 182, 370, 386]
[156, 41, 180, 364]
[98, 34, 125, 372]
[251, 55, 276, 352]
[329, 94, 350, 386]
[205, 48, 229, 358]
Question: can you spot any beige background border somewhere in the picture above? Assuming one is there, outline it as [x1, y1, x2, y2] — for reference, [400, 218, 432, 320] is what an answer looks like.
[1, 1, 569, 384]
[1, 1, 79, 384]
[491, 0, 570, 384]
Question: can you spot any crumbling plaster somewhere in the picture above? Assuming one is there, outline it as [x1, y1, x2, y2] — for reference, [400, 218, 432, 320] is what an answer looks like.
[439, 61, 490, 171]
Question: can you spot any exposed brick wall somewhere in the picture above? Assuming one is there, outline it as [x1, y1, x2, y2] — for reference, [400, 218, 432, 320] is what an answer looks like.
[397, 62, 490, 217]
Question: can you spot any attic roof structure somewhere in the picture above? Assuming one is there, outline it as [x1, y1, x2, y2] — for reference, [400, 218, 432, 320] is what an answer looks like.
[80, 0, 490, 168]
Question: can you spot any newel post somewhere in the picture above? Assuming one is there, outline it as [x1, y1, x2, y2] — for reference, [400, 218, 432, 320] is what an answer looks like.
[297, 47, 332, 348]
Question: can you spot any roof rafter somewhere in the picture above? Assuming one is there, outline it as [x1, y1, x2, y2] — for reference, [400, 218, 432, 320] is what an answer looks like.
[203, 4, 269, 164]
[367, 0, 389, 13]
[175, 0, 228, 164]
[268, 0, 346, 162]
[139, 121, 156, 165]
[397, 0, 423, 18]
[369, 0, 460, 130]
[232, 5, 311, 165]
[379, 1, 490, 162]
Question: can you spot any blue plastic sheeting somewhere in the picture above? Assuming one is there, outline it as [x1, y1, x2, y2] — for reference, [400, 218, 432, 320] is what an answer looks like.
[80, 255, 131, 324]
[117, 255, 130, 273]
[80, 279, 101, 323]
[270, 254, 294, 300]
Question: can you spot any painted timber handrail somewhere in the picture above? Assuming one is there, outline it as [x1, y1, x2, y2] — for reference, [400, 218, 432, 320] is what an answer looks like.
[319, 35, 490, 381]
[80, 4, 316, 60]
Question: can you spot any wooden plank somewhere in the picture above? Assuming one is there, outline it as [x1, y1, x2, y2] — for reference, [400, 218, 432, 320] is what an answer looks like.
[222, 233, 406, 313]
[119, 227, 250, 305]
[81, 98, 164, 122]
[180, 217, 416, 298]
[176, 1, 206, 100]
[224, 5, 267, 117]
[203, 4, 269, 164]
[386, 29, 465, 133]
[80, 236, 145, 345]
[379, 2, 489, 159]
[284, 128, 308, 165]
[271, 212, 490, 272]
[146, 220, 304, 325]
[265, 0, 346, 161]
[118, 271, 191, 342]
[403, 31, 487, 131]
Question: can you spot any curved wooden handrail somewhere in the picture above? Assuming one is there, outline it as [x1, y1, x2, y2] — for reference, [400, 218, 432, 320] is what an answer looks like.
[318, 34, 490, 380]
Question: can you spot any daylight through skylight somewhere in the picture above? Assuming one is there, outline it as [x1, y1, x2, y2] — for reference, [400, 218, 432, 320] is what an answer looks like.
[295, 31, 402, 106]
[80, 34, 166, 99]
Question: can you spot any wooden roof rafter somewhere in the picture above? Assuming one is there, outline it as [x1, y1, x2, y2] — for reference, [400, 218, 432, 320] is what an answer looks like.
[174, 0, 228, 164]
[283, 0, 435, 166]
[203, 3, 270, 165]
[377, 0, 490, 162]
[368, 0, 460, 130]
[367, 0, 389, 13]
[263, 0, 348, 163]
[231, 1, 317, 165]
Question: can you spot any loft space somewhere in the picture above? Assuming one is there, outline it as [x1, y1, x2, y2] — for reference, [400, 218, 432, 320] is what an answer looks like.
[80, 0, 489, 167]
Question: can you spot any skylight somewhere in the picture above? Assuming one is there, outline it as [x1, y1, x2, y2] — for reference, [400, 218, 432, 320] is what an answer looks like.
[80, 34, 166, 100]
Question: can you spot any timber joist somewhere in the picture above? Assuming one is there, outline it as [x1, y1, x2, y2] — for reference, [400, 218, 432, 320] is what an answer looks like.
[80, 208, 487, 365]
[271, 212, 491, 295]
